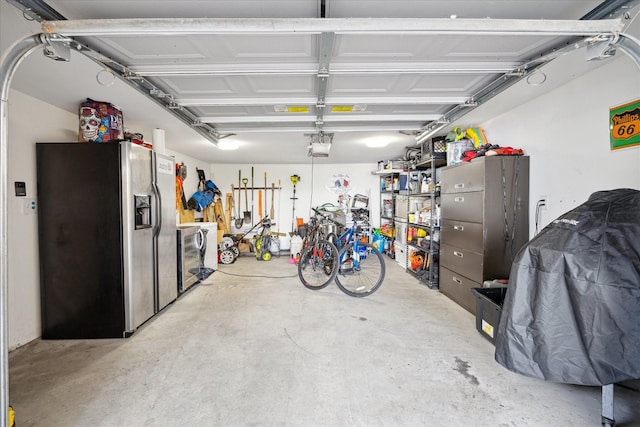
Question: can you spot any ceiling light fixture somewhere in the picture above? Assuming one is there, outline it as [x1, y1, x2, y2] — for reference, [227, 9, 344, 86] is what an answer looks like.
[218, 138, 240, 150]
[366, 137, 391, 148]
[307, 132, 333, 157]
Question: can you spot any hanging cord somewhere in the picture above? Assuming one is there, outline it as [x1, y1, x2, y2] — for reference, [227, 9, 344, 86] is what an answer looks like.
[534, 199, 547, 235]
[207, 270, 297, 279]
[309, 156, 315, 214]
[501, 159, 510, 243]
[510, 158, 520, 254]
[501, 157, 521, 255]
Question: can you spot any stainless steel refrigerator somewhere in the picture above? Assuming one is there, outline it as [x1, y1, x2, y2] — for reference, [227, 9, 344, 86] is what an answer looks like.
[36, 141, 177, 338]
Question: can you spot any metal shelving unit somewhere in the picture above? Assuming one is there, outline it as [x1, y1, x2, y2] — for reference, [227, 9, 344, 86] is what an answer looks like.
[372, 168, 405, 258]
[405, 138, 447, 288]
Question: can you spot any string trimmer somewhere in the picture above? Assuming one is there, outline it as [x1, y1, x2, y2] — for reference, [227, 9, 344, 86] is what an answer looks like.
[290, 174, 300, 234]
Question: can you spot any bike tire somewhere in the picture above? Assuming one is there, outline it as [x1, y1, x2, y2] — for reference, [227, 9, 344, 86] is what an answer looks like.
[297, 239, 339, 290]
[335, 242, 386, 297]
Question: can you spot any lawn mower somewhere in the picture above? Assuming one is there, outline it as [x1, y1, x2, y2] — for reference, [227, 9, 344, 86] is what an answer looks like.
[219, 216, 276, 264]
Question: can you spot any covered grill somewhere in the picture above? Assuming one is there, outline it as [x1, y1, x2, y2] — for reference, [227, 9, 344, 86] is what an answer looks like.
[495, 188, 640, 386]
[495, 188, 640, 426]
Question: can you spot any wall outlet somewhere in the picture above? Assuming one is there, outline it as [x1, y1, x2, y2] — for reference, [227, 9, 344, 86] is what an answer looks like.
[22, 198, 37, 215]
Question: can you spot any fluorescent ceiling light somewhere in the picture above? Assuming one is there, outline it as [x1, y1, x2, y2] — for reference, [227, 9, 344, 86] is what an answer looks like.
[366, 137, 391, 148]
[218, 139, 240, 150]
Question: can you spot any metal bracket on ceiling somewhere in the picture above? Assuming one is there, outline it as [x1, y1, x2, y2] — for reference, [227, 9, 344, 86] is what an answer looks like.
[149, 88, 174, 101]
[124, 71, 144, 81]
[462, 98, 478, 108]
[39, 34, 70, 62]
[315, 32, 335, 130]
[586, 35, 618, 60]
[505, 69, 526, 77]
[415, 119, 450, 144]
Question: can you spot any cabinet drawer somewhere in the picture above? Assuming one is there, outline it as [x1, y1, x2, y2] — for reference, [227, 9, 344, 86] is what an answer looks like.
[439, 266, 479, 314]
[440, 192, 483, 222]
[440, 219, 483, 253]
[441, 161, 485, 194]
[440, 243, 483, 283]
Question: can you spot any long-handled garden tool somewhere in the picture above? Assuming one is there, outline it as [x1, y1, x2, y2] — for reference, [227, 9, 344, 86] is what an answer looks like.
[277, 179, 281, 236]
[264, 171, 268, 218]
[251, 166, 254, 223]
[243, 176, 251, 224]
[235, 171, 244, 228]
[290, 174, 300, 234]
[270, 182, 275, 220]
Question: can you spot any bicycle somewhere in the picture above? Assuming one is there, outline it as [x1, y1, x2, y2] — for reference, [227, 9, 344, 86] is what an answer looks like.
[297, 209, 340, 290]
[326, 208, 386, 297]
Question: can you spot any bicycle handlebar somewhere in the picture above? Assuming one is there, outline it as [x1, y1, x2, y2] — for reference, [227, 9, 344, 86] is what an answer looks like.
[311, 207, 370, 228]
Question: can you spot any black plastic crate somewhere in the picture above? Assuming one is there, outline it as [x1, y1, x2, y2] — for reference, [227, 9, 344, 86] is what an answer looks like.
[471, 287, 508, 345]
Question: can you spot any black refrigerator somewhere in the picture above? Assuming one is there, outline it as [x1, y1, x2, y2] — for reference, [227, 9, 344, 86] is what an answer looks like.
[36, 142, 177, 338]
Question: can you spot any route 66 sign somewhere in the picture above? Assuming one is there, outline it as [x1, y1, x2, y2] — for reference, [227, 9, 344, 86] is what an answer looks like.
[610, 99, 640, 150]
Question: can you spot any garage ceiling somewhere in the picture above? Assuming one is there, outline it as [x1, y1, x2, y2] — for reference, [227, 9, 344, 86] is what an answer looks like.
[3, 0, 639, 163]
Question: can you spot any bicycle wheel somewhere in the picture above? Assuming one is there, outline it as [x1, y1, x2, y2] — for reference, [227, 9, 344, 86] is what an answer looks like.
[298, 239, 339, 290]
[335, 242, 386, 297]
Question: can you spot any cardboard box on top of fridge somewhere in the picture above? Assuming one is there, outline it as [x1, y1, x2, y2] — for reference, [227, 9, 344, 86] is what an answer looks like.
[79, 98, 124, 143]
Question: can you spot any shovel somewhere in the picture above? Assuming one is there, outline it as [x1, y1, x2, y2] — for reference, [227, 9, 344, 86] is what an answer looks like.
[231, 184, 244, 228]
[243, 177, 251, 223]
[234, 171, 244, 228]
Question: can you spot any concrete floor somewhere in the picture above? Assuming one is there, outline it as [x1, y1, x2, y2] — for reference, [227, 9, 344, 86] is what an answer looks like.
[8, 255, 640, 426]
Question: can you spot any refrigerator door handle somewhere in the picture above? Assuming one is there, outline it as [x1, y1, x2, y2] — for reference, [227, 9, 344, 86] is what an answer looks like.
[152, 181, 161, 238]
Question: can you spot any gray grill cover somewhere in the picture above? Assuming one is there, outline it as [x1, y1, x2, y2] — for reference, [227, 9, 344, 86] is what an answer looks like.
[495, 188, 640, 386]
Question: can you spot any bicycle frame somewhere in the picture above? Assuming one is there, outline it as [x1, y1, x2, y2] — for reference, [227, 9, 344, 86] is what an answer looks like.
[301, 207, 384, 297]
[334, 219, 368, 271]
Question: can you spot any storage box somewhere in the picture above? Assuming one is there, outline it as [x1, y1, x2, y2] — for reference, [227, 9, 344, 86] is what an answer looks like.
[395, 195, 409, 219]
[394, 243, 407, 270]
[79, 98, 124, 143]
[471, 287, 508, 345]
[395, 221, 407, 245]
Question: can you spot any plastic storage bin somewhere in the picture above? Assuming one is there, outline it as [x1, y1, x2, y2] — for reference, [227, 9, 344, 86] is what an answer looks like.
[471, 287, 508, 344]
[394, 243, 407, 270]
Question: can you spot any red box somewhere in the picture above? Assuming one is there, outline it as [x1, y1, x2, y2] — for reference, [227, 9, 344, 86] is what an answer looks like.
[79, 98, 124, 143]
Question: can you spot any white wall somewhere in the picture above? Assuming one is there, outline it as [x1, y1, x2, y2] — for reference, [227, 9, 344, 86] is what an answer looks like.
[208, 163, 380, 236]
[476, 53, 640, 236]
[5, 90, 213, 350]
[7, 90, 78, 349]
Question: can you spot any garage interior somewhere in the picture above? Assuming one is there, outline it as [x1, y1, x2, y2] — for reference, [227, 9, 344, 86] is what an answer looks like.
[2, 0, 640, 426]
